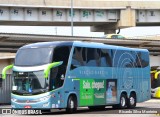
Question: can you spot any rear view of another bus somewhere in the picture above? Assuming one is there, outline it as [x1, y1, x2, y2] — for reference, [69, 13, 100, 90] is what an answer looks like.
[151, 66, 160, 98]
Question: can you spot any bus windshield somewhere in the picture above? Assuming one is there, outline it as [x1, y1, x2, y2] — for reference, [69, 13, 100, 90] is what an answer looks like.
[12, 71, 49, 95]
[15, 48, 53, 66]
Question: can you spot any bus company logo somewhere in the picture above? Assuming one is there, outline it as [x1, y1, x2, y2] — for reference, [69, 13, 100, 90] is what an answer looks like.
[80, 70, 108, 76]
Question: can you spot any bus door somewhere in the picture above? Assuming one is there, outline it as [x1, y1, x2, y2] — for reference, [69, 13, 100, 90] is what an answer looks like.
[50, 46, 71, 108]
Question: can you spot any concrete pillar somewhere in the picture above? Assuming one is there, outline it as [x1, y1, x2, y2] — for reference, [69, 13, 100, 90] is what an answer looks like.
[91, 6, 136, 34]
[118, 6, 136, 28]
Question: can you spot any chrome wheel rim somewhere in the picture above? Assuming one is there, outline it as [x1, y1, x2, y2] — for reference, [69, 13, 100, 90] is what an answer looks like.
[70, 100, 74, 108]
[130, 97, 135, 105]
[121, 97, 126, 107]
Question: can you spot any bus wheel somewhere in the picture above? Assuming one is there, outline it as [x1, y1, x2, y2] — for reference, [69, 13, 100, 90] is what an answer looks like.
[66, 95, 77, 113]
[119, 93, 127, 109]
[127, 93, 136, 109]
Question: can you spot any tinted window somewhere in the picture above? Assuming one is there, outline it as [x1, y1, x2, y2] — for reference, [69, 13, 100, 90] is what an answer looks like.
[71, 47, 149, 70]
[50, 46, 71, 89]
[71, 47, 86, 69]
[135, 52, 149, 68]
[52, 46, 71, 65]
[71, 47, 113, 69]
[15, 48, 53, 66]
[113, 50, 149, 68]
[101, 49, 113, 67]
[86, 48, 97, 67]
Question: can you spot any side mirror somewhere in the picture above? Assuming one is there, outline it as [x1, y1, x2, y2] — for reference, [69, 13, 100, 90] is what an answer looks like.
[44, 61, 63, 78]
[2, 64, 13, 79]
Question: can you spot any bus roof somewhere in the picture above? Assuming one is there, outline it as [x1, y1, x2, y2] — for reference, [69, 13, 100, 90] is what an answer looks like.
[73, 41, 149, 53]
[20, 41, 148, 53]
[20, 41, 73, 49]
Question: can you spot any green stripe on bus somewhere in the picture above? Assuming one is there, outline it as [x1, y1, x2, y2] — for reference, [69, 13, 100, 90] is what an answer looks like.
[72, 78, 80, 80]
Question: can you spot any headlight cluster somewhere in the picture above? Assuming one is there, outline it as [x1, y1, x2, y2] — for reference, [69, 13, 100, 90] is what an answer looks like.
[11, 95, 51, 103]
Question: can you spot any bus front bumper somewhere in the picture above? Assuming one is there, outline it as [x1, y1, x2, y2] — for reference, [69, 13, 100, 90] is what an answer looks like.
[11, 93, 62, 109]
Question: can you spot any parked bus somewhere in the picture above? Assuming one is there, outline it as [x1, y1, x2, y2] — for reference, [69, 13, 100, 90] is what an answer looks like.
[151, 66, 160, 98]
[2, 41, 151, 113]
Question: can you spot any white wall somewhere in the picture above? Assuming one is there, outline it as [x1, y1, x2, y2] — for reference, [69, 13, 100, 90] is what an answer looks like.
[150, 55, 160, 67]
[0, 59, 13, 74]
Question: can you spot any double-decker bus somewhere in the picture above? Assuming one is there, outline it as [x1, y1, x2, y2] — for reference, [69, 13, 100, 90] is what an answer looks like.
[151, 66, 160, 98]
[2, 41, 150, 113]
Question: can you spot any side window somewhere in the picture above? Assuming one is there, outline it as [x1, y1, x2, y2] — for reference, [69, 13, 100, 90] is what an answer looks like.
[86, 48, 97, 67]
[112, 50, 122, 67]
[136, 52, 149, 68]
[71, 47, 114, 69]
[112, 50, 149, 68]
[113, 50, 133, 68]
[101, 49, 112, 67]
[95, 49, 101, 66]
[71, 47, 86, 70]
[52, 46, 71, 66]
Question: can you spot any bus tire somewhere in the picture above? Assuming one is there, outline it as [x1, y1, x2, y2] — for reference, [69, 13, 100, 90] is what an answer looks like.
[112, 94, 127, 109]
[66, 95, 77, 113]
[117, 93, 127, 109]
[127, 93, 136, 109]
